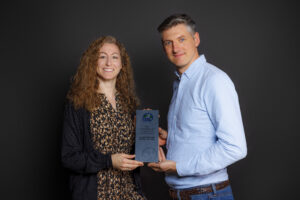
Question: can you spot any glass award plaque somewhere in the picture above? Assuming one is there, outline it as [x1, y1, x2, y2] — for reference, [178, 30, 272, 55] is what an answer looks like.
[135, 110, 159, 162]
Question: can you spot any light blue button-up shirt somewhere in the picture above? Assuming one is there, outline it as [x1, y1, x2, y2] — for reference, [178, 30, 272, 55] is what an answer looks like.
[166, 55, 247, 189]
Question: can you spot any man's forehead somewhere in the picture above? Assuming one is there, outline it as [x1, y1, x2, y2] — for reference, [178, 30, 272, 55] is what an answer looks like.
[161, 25, 192, 40]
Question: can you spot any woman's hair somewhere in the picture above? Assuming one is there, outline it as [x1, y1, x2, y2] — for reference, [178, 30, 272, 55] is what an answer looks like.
[67, 35, 139, 113]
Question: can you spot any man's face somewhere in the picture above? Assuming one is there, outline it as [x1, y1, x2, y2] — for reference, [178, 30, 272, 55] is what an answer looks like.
[161, 24, 200, 74]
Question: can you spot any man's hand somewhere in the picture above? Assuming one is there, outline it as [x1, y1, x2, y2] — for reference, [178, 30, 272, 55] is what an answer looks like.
[148, 147, 176, 173]
[159, 127, 168, 146]
[111, 154, 144, 171]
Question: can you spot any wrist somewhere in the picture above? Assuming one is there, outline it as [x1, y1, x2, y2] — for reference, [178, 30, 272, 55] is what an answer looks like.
[165, 161, 176, 173]
[171, 161, 176, 172]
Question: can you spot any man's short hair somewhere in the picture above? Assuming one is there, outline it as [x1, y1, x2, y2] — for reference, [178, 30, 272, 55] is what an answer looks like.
[157, 13, 196, 35]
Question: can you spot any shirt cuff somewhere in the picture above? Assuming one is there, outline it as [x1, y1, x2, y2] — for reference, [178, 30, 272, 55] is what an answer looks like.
[106, 153, 113, 168]
[176, 161, 186, 176]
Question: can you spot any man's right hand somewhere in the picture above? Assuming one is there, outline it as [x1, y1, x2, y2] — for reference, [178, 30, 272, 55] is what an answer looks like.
[159, 127, 168, 146]
[148, 147, 176, 173]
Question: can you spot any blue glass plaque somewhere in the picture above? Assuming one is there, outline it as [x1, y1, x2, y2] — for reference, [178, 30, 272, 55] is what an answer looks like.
[135, 110, 159, 162]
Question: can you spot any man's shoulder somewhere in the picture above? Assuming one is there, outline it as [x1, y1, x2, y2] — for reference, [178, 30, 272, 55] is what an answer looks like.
[196, 61, 234, 93]
[198, 61, 228, 82]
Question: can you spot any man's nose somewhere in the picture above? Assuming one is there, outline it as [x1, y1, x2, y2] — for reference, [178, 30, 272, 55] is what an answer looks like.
[172, 42, 179, 53]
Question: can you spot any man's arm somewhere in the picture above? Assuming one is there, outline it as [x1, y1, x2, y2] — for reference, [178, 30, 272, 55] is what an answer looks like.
[176, 72, 247, 176]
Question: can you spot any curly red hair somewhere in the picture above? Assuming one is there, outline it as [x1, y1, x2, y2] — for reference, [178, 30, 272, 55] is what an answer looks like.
[67, 36, 139, 113]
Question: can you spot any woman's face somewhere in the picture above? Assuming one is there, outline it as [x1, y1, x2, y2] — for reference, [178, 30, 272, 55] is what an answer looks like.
[96, 43, 122, 82]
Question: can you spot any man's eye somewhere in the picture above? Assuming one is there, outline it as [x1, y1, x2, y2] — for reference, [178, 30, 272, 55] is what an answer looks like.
[164, 41, 172, 46]
[179, 38, 185, 42]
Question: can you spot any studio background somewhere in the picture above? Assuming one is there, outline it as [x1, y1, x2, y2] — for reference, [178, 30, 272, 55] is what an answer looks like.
[1, 0, 299, 199]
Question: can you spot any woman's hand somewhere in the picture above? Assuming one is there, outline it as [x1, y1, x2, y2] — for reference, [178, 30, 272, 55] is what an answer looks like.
[111, 154, 144, 171]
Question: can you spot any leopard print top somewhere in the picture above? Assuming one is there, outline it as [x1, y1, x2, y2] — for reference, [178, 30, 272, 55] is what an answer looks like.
[90, 92, 144, 200]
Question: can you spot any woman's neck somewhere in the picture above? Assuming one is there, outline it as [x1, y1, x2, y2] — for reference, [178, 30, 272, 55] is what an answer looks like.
[97, 79, 117, 98]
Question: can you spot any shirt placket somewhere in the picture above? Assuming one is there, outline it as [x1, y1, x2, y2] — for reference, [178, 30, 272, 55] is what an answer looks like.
[168, 76, 186, 155]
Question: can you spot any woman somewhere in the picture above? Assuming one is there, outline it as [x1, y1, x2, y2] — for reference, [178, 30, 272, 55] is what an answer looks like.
[61, 36, 145, 200]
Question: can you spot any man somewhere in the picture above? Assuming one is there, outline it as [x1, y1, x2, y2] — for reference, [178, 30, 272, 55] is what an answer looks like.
[148, 14, 247, 200]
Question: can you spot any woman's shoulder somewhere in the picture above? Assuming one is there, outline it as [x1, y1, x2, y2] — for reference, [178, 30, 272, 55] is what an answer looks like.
[64, 100, 89, 117]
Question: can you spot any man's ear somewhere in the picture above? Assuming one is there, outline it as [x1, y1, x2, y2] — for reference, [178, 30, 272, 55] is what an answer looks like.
[194, 32, 200, 47]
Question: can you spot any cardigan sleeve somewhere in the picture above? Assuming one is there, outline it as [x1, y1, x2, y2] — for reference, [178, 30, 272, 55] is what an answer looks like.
[61, 103, 113, 174]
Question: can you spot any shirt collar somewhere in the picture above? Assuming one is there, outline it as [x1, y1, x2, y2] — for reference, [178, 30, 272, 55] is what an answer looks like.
[174, 55, 206, 80]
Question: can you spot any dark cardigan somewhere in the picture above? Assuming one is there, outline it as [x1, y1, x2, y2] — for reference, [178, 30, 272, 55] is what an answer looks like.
[61, 103, 143, 200]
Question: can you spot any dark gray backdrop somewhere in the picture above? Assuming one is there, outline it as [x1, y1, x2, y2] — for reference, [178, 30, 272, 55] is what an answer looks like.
[1, 0, 299, 199]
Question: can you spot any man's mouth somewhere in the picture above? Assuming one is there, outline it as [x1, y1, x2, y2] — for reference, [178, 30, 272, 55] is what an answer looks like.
[173, 53, 184, 58]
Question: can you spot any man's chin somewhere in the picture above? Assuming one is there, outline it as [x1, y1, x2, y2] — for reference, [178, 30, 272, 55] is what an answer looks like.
[174, 63, 186, 69]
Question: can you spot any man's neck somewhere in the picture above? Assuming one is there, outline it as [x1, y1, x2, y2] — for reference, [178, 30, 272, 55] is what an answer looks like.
[176, 55, 200, 75]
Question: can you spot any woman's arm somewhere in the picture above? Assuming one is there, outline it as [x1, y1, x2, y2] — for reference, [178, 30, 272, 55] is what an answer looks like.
[61, 103, 112, 174]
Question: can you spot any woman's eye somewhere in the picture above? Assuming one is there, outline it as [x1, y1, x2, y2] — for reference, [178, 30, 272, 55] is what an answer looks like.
[113, 56, 119, 59]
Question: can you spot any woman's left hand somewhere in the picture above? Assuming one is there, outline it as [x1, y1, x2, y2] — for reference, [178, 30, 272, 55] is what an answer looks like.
[111, 154, 144, 171]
